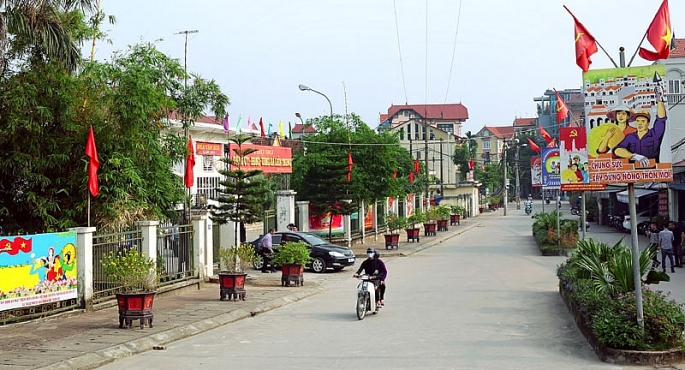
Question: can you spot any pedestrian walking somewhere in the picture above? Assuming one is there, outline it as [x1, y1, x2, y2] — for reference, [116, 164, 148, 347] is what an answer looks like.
[659, 224, 675, 273]
[668, 221, 684, 268]
[261, 228, 276, 273]
[646, 222, 660, 269]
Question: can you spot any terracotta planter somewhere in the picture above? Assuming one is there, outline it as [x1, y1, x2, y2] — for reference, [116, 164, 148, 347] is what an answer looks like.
[405, 228, 420, 242]
[281, 264, 304, 287]
[479, 207, 484, 214]
[116, 292, 156, 329]
[384, 233, 400, 249]
[450, 214, 461, 225]
[437, 219, 449, 231]
[423, 222, 437, 236]
[218, 272, 247, 301]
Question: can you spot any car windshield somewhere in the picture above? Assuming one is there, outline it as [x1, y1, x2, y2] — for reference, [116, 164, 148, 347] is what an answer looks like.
[300, 233, 328, 246]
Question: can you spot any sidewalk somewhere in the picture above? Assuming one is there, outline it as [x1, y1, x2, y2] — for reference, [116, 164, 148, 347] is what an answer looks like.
[0, 217, 481, 370]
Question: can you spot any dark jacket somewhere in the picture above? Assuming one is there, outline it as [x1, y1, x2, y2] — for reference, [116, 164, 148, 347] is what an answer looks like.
[356, 258, 387, 281]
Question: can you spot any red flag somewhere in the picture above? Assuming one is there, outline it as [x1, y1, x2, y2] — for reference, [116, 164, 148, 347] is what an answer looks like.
[547, 138, 557, 148]
[638, 0, 673, 61]
[347, 150, 353, 182]
[527, 138, 541, 152]
[85, 126, 99, 197]
[409, 171, 414, 183]
[414, 159, 420, 173]
[468, 157, 475, 170]
[259, 117, 265, 137]
[539, 126, 553, 143]
[555, 89, 569, 125]
[185, 136, 195, 188]
[393, 170, 397, 179]
[564, 6, 598, 72]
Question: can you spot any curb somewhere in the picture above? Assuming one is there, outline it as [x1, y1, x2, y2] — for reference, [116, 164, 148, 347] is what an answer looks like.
[36, 284, 325, 370]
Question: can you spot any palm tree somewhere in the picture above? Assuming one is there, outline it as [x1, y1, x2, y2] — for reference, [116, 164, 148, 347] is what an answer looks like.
[0, 0, 97, 75]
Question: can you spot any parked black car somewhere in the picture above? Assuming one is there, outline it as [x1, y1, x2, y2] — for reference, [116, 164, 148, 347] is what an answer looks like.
[248, 231, 356, 273]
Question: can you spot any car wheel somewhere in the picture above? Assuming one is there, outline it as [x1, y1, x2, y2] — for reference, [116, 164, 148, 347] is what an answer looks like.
[311, 257, 327, 273]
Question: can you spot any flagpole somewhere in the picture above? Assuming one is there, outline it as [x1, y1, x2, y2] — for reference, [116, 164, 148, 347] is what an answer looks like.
[86, 0, 102, 228]
[627, 32, 648, 67]
[595, 40, 619, 68]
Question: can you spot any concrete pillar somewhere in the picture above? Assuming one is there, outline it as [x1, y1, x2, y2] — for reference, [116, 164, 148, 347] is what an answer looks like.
[343, 199, 352, 248]
[276, 190, 296, 231]
[135, 220, 159, 264]
[296, 201, 310, 232]
[69, 226, 96, 312]
[373, 200, 378, 241]
[360, 199, 365, 242]
[218, 222, 237, 250]
[191, 212, 207, 281]
[205, 216, 214, 278]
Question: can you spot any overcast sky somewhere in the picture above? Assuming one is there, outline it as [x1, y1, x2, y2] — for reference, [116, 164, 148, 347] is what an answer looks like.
[87, 0, 682, 135]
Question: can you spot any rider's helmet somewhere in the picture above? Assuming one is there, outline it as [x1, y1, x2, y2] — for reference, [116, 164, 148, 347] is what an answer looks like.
[366, 248, 375, 258]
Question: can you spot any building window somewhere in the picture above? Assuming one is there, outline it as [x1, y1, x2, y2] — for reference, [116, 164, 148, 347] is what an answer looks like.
[669, 79, 681, 94]
[437, 123, 453, 133]
[482, 139, 491, 151]
[407, 124, 412, 137]
[414, 123, 420, 140]
[197, 176, 221, 201]
[202, 155, 213, 172]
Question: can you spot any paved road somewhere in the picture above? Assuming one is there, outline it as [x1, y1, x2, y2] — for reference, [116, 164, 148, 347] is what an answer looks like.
[96, 205, 661, 370]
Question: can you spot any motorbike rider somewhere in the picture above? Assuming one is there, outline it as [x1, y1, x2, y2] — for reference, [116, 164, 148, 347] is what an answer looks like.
[354, 248, 387, 307]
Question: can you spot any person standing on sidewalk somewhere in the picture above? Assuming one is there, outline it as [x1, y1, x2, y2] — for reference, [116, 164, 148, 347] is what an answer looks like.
[646, 222, 661, 269]
[668, 221, 684, 268]
[659, 224, 675, 273]
[261, 228, 276, 273]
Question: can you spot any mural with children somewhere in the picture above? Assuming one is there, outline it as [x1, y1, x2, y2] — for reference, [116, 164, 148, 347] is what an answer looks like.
[0, 232, 77, 310]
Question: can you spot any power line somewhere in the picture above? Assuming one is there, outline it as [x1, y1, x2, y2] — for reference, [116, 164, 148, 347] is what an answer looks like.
[443, 0, 463, 103]
[392, 0, 408, 104]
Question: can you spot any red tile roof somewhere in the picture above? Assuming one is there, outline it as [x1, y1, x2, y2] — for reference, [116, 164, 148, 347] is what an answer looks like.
[292, 123, 317, 133]
[670, 38, 685, 58]
[513, 117, 536, 127]
[167, 110, 222, 124]
[387, 103, 469, 121]
[485, 126, 515, 139]
[379, 113, 388, 123]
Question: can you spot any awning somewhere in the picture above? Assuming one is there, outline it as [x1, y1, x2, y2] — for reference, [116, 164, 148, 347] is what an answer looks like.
[616, 189, 657, 204]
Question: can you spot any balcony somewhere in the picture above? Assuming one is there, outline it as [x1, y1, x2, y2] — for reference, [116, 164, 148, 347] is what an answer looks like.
[667, 93, 685, 107]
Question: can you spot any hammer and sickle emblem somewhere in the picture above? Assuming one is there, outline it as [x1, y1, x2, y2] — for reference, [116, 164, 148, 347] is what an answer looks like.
[569, 129, 578, 137]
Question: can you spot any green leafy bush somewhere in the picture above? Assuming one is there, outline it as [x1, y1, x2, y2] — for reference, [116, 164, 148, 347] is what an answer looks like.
[558, 238, 685, 350]
[271, 241, 313, 267]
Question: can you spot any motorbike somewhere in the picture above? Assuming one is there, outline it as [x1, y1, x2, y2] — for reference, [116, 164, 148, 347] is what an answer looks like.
[355, 274, 380, 320]
[570, 206, 580, 215]
[524, 202, 532, 215]
[545, 196, 551, 204]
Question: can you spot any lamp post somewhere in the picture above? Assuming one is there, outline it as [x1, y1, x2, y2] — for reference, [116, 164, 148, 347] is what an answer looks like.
[298, 84, 333, 120]
[515, 142, 527, 210]
[295, 112, 304, 125]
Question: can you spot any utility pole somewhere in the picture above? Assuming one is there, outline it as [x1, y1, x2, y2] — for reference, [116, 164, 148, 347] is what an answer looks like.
[503, 141, 508, 216]
[439, 138, 444, 196]
[424, 118, 429, 209]
[515, 143, 521, 210]
[175, 29, 198, 223]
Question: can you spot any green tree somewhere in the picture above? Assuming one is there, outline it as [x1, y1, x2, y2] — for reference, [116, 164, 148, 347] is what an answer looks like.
[0, 41, 228, 234]
[452, 130, 477, 180]
[211, 136, 269, 247]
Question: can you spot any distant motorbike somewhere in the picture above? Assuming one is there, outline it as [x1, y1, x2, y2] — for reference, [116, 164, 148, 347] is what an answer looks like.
[545, 196, 551, 204]
[524, 202, 532, 215]
[570, 206, 580, 215]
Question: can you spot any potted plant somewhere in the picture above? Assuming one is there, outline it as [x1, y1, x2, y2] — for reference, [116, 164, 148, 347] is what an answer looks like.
[271, 241, 313, 287]
[405, 211, 426, 242]
[216, 243, 259, 301]
[384, 214, 406, 250]
[449, 205, 465, 225]
[424, 208, 439, 236]
[434, 205, 451, 231]
[101, 247, 158, 329]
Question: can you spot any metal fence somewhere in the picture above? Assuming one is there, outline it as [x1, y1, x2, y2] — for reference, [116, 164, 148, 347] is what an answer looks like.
[157, 222, 194, 287]
[92, 229, 143, 305]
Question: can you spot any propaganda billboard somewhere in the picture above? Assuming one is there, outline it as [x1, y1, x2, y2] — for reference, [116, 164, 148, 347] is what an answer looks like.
[227, 143, 292, 174]
[308, 204, 344, 236]
[584, 65, 672, 184]
[0, 232, 77, 311]
[541, 147, 561, 189]
[531, 156, 542, 188]
[560, 127, 605, 191]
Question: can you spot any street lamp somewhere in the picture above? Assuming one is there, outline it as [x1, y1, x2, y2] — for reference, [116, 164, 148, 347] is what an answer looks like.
[515, 142, 527, 210]
[298, 84, 333, 120]
[295, 112, 304, 125]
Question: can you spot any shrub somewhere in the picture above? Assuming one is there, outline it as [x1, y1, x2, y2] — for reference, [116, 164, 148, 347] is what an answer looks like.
[101, 248, 157, 293]
[271, 241, 313, 267]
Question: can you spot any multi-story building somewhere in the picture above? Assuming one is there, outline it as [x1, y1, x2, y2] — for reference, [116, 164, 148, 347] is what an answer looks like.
[472, 125, 515, 165]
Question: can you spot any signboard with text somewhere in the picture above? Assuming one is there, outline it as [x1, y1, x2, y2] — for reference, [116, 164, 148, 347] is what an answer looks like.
[584, 65, 672, 184]
[228, 143, 292, 174]
[560, 127, 605, 191]
[195, 141, 223, 156]
[531, 156, 542, 188]
[541, 147, 560, 189]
